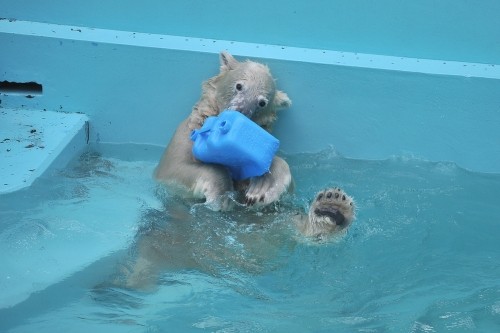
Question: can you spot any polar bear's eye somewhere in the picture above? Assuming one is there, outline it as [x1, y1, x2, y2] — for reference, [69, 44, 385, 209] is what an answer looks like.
[257, 96, 268, 108]
[236, 83, 243, 91]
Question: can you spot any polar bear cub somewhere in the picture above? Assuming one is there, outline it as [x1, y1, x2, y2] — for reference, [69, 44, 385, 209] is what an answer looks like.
[154, 51, 292, 210]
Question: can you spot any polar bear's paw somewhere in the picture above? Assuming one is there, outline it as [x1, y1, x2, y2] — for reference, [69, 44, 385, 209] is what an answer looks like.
[310, 188, 355, 226]
[294, 187, 356, 240]
[244, 157, 292, 207]
[182, 164, 235, 211]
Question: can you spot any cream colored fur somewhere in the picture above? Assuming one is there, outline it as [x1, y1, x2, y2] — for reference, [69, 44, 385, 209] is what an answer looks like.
[296, 188, 356, 241]
[154, 51, 292, 210]
[121, 187, 356, 290]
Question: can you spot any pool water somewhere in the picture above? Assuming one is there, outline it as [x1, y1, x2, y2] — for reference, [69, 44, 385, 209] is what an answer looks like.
[1, 144, 499, 332]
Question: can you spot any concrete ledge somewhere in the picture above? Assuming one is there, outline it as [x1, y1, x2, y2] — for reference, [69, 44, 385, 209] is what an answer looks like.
[0, 108, 88, 193]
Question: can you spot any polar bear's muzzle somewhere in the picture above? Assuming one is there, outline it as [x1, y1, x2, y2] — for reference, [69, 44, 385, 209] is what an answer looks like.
[226, 102, 257, 118]
[227, 95, 269, 119]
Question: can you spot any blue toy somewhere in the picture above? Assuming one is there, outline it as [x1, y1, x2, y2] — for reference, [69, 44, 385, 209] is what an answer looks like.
[190, 110, 280, 180]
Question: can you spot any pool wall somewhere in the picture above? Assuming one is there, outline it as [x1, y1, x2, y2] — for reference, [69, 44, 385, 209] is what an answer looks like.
[1, 1, 500, 187]
[3, 0, 500, 64]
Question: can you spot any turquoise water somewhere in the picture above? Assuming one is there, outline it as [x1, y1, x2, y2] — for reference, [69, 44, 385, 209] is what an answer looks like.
[1, 144, 499, 332]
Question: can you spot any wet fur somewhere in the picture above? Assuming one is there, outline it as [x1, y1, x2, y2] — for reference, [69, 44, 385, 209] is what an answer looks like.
[120, 187, 355, 290]
[296, 188, 356, 241]
[154, 52, 292, 211]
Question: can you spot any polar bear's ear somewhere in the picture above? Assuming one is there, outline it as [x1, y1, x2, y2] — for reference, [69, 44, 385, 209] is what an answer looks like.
[273, 90, 292, 109]
[219, 51, 239, 72]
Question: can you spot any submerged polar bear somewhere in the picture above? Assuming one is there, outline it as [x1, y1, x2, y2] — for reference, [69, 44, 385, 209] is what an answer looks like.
[154, 51, 293, 210]
[120, 186, 356, 289]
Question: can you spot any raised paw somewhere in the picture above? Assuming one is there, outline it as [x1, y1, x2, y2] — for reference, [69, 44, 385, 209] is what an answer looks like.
[309, 187, 355, 229]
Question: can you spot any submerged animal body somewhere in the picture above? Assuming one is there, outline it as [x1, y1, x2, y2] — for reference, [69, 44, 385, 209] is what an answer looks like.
[118, 187, 355, 290]
[154, 51, 292, 211]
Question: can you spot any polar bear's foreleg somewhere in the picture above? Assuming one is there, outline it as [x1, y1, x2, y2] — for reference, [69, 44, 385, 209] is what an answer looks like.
[157, 160, 235, 211]
[244, 156, 293, 206]
[154, 120, 235, 210]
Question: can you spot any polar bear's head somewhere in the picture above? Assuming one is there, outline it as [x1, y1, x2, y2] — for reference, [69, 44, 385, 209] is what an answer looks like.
[190, 52, 291, 131]
[214, 52, 291, 125]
